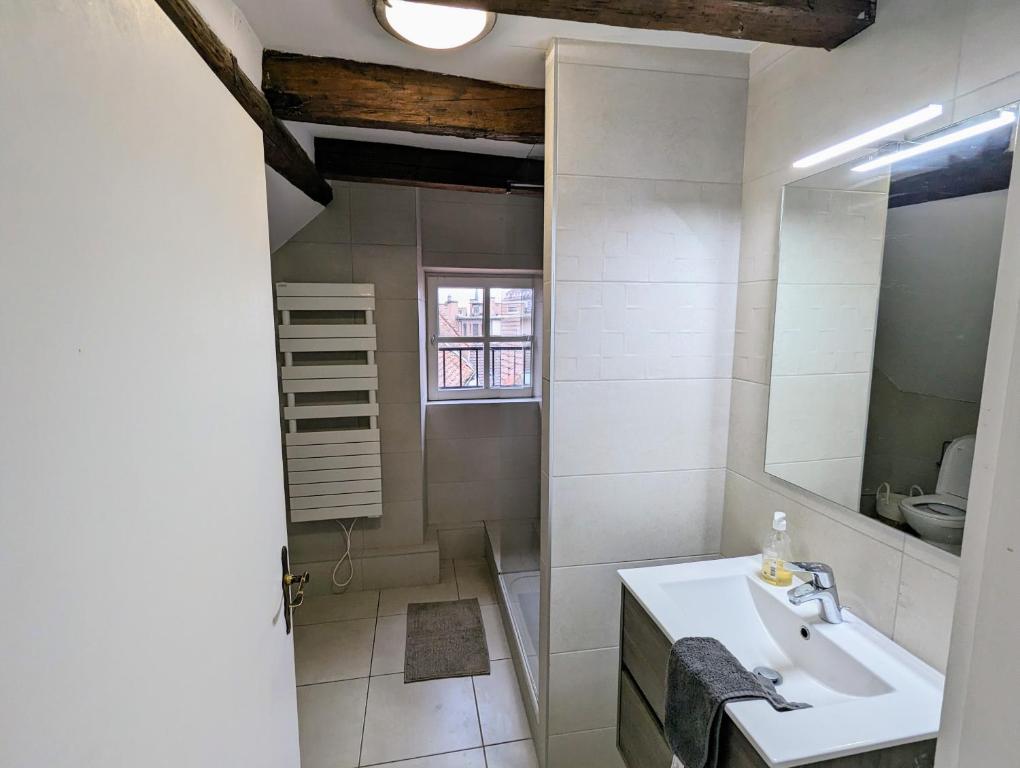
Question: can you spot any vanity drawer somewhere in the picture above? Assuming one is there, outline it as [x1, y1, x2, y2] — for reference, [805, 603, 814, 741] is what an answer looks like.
[621, 587, 672, 724]
[618, 669, 673, 768]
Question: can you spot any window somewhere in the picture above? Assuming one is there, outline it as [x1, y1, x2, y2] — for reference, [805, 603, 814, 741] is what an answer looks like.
[426, 274, 537, 400]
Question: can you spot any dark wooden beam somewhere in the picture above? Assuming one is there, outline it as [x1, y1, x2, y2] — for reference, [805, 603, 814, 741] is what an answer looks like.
[315, 138, 543, 195]
[409, 0, 878, 49]
[153, 0, 332, 206]
[263, 52, 544, 144]
[889, 148, 1013, 209]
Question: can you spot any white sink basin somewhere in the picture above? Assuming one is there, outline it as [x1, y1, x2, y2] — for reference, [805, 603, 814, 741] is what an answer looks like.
[619, 556, 944, 768]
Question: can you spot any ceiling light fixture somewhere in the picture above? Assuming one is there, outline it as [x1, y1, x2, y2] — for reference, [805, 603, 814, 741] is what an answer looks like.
[851, 110, 1017, 173]
[792, 104, 944, 169]
[374, 0, 496, 50]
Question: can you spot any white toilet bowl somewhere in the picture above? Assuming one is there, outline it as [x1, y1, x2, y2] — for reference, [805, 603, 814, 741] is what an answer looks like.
[898, 435, 975, 554]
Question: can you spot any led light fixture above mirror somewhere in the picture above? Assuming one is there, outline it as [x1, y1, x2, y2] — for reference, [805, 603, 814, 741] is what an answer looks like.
[792, 104, 944, 169]
[852, 110, 1017, 173]
[374, 0, 496, 50]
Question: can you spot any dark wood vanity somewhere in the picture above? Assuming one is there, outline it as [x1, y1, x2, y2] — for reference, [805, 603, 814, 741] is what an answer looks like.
[617, 588, 937, 768]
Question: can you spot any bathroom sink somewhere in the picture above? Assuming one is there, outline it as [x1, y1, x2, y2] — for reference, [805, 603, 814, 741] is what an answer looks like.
[618, 556, 944, 767]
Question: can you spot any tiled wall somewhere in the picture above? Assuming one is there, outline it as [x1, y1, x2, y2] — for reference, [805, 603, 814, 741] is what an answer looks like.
[541, 40, 748, 768]
[274, 182, 427, 590]
[419, 189, 544, 546]
[724, 0, 1020, 676]
[765, 186, 889, 509]
[277, 183, 546, 579]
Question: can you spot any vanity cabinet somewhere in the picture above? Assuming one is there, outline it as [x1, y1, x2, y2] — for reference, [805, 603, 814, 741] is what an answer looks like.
[617, 588, 937, 768]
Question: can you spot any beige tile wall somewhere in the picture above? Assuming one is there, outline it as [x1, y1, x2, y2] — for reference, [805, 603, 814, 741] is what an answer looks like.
[542, 40, 749, 768]
[274, 182, 427, 574]
[723, 0, 1020, 676]
[421, 188, 545, 536]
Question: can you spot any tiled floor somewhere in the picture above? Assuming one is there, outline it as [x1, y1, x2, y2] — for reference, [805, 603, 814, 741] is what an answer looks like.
[295, 559, 537, 768]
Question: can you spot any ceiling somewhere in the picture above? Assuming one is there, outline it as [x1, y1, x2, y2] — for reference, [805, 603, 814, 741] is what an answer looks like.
[237, 0, 758, 158]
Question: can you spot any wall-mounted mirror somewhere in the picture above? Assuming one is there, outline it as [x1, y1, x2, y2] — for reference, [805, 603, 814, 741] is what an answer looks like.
[765, 103, 1018, 556]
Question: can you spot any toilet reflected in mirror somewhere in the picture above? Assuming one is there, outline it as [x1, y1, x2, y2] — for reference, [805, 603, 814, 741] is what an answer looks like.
[764, 103, 1018, 556]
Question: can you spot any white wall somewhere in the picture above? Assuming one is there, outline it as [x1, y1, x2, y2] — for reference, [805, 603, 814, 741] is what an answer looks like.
[542, 39, 747, 768]
[720, 1, 1020, 763]
[0, 1, 297, 765]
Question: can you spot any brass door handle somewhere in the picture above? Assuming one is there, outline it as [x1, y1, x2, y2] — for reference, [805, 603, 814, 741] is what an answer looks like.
[281, 546, 310, 634]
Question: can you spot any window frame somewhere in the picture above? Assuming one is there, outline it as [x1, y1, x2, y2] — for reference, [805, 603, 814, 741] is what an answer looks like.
[426, 273, 538, 401]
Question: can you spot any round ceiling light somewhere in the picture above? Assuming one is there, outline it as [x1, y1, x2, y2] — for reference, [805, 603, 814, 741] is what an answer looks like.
[374, 0, 496, 50]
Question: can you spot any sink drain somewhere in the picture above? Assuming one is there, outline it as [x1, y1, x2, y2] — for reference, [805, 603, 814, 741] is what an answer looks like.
[753, 666, 783, 686]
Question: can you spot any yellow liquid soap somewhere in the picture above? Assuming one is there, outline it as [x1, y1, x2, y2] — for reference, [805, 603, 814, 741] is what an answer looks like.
[761, 557, 792, 586]
[760, 511, 793, 586]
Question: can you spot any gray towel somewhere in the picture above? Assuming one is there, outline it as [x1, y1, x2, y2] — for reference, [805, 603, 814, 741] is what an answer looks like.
[664, 637, 810, 768]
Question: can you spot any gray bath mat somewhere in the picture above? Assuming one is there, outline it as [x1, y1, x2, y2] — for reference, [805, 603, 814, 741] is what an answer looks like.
[404, 598, 490, 683]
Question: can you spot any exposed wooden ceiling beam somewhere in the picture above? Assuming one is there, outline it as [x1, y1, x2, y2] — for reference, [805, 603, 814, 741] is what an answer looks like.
[153, 0, 332, 206]
[314, 138, 543, 195]
[263, 52, 545, 144]
[408, 0, 878, 49]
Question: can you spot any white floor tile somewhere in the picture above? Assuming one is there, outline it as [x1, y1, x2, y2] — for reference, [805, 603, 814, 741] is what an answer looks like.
[295, 591, 379, 626]
[297, 678, 368, 768]
[295, 618, 375, 686]
[360, 673, 482, 765]
[480, 604, 510, 661]
[378, 571, 459, 616]
[365, 749, 486, 768]
[371, 614, 407, 676]
[455, 564, 496, 606]
[473, 660, 530, 745]
[485, 740, 540, 768]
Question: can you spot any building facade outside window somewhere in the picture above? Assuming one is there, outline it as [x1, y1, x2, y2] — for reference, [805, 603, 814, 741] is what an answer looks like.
[425, 274, 538, 400]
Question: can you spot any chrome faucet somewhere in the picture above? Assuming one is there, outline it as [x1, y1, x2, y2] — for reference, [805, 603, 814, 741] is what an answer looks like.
[787, 562, 844, 624]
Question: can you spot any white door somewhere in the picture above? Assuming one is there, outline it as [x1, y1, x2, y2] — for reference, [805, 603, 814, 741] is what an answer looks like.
[0, 2, 300, 766]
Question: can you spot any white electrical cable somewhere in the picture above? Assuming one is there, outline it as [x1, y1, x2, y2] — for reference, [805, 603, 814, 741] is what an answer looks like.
[331, 517, 359, 589]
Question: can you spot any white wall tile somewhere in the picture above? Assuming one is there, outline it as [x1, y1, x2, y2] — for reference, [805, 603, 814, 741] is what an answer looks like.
[551, 379, 731, 476]
[771, 284, 879, 376]
[547, 727, 625, 768]
[556, 63, 747, 182]
[553, 281, 736, 381]
[549, 555, 708, 653]
[732, 280, 776, 384]
[548, 647, 620, 735]
[554, 176, 742, 284]
[374, 299, 420, 352]
[436, 524, 486, 559]
[893, 555, 959, 672]
[722, 471, 903, 635]
[550, 470, 724, 567]
[765, 373, 871, 463]
[376, 351, 422, 404]
[352, 245, 418, 298]
[956, 0, 1020, 101]
[271, 241, 353, 284]
[426, 402, 541, 439]
[350, 183, 417, 245]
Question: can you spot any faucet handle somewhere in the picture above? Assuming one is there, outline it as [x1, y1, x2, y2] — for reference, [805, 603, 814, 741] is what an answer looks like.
[787, 561, 836, 589]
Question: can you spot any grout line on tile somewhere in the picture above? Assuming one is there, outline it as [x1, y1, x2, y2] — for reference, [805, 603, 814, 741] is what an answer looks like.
[296, 675, 372, 689]
[357, 593, 382, 767]
[470, 676, 488, 765]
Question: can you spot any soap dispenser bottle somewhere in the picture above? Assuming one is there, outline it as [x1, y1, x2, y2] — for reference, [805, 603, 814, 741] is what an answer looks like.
[761, 511, 793, 586]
